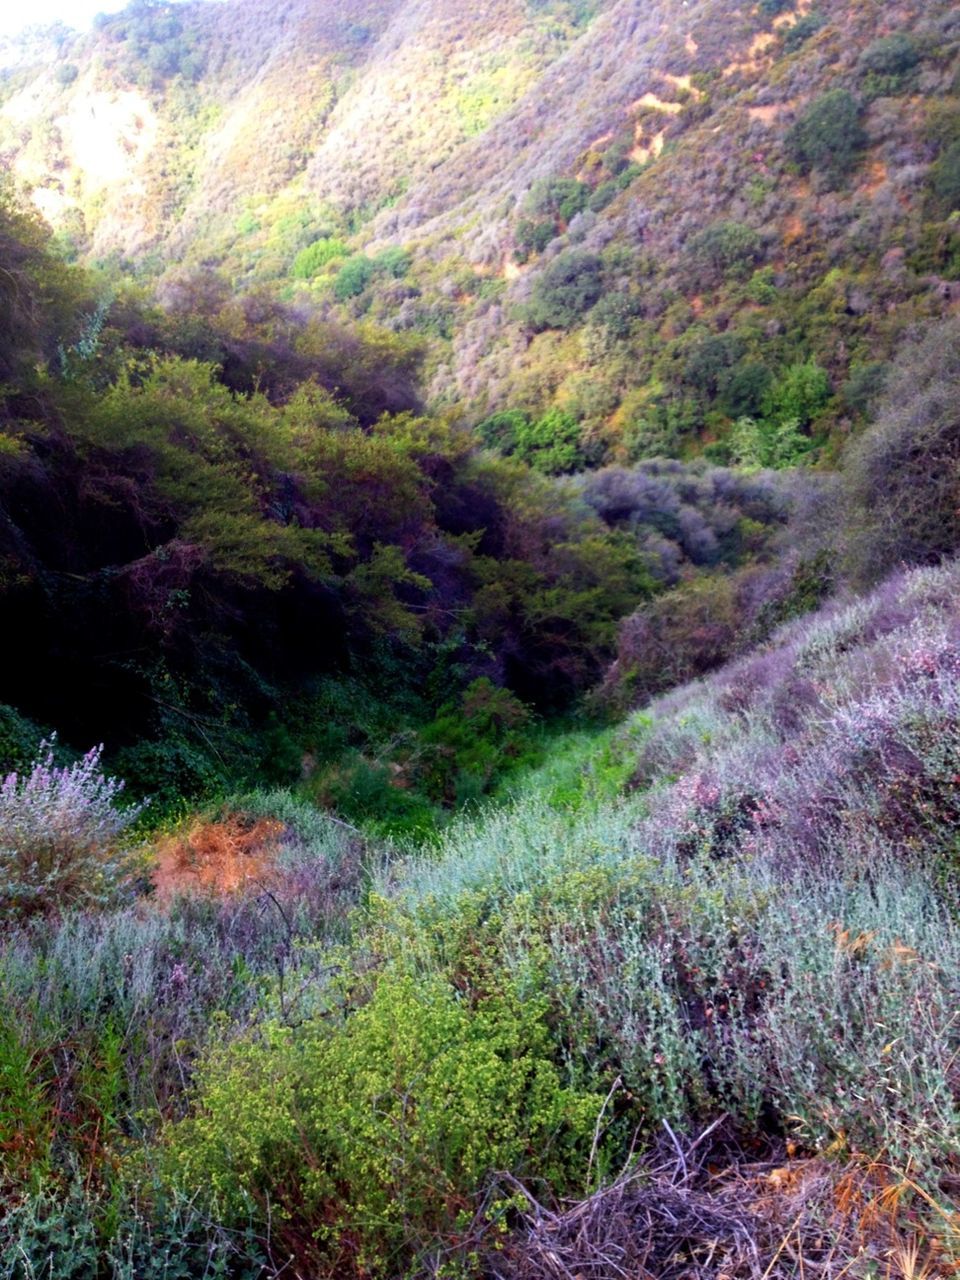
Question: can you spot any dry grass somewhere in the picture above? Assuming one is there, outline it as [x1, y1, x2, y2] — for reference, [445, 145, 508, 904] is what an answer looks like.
[152, 812, 285, 900]
[487, 1123, 960, 1280]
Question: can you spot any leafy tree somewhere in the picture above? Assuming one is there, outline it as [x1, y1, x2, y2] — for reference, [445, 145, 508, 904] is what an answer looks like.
[859, 33, 919, 76]
[526, 251, 603, 330]
[515, 218, 555, 262]
[929, 140, 960, 215]
[721, 361, 773, 419]
[786, 90, 866, 185]
[728, 416, 811, 470]
[291, 238, 352, 279]
[781, 12, 825, 51]
[513, 408, 584, 474]
[762, 359, 830, 427]
[527, 177, 590, 223]
[334, 256, 375, 300]
[373, 246, 412, 279]
[682, 333, 746, 399]
[476, 409, 528, 452]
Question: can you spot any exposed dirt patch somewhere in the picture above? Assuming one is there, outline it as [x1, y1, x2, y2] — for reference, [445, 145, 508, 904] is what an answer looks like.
[783, 213, 805, 246]
[631, 128, 665, 165]
[632, 90, 685, 115]
[748, 100, 795, 124]
[860, 158, 889, 197]
[724, 31, 777, 77]
[153, 814, 286, 901]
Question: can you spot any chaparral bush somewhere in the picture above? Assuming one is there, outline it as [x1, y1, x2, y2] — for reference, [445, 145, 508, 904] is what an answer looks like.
[0, 741, 142, 918]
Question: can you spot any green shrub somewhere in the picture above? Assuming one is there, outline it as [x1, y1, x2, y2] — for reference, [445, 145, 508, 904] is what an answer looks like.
[333, 255, 375, 300]
[291, 237, 352, 279]
[527, 177, 590, 223]
[168, 972, 601, 1277]
[0, 705, 50, 775]
[721, 361, 773, 418]
[526, 251, 603, 330]
[514, 217, 555, 261]
[762, 358, 830, 426]
[786, 90, 866, 184]
[587, 180, 618, 213]
[513, 407, 585, 473]
[687, 221, 761, 284]
[314, 753, 438, 838]
[728, 415, 811, 469]
[591, 290, 639, 339]
[373, 245, 411, 278]
[419, 678, 535, 804]
[928, 140, 960, 215]
[476, 408, 528, 451]
[781, 11, 825, 51]
[859, 33, 919, 77]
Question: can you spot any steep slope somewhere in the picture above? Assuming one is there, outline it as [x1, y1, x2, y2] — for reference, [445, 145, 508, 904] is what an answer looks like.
[2, 0, 958, 465]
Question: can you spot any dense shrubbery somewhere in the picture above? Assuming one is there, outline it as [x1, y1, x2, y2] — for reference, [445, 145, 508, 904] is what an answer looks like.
[785, 90, 867, 185]
[525, 250, 604, 330]
[3, 4, 960, 1269]
[845, 317, 960, 585]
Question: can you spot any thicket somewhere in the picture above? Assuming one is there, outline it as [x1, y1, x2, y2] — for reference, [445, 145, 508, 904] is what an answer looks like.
[844, 317, 960, 585]
[785, 90, 867, 185]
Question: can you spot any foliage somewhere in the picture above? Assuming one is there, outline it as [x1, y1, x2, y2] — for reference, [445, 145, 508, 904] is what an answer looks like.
[525, 251, 603, 330]
[762, 358, 830, 427]
[0, 741, 141, 919]
[858, 33, 919, 76]
[844, 317, 960, 584]
[785, 90, 867, 184]
[169, 970, 601, 1276]
[781, 11, 825, 52]
[333, 255, 376, 299]
[291, 237, 352, 279]
[687, 221, 762, 285]
[929, 140, 960, 216]
[728, 416, 811, 469]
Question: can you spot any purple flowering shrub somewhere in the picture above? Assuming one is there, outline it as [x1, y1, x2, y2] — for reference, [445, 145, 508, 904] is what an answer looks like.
[0, 740, 143, 917]
[625, 561, 960, 884]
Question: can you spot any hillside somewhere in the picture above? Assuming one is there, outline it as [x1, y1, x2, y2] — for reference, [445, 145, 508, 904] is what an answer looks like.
[3, 0, 960, 454]
[0, 0, 959, 1276]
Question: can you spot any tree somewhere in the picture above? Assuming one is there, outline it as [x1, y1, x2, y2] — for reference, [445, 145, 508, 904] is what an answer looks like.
[291, 238, 351, 279]
[763, 359, 830, 427]
[526, 251, 603, 331]
[334, 256, 375, 300]
[786, 91, 866, 185]
[929, 140, 960, 216]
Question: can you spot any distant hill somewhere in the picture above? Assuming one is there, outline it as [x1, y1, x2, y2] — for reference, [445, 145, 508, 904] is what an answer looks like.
[2, 0, 958, 458]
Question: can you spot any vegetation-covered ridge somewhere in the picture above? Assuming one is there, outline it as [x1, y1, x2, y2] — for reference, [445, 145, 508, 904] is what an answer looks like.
[0, 0, 959, 1275]
[4, 0, 960, 467]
